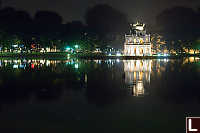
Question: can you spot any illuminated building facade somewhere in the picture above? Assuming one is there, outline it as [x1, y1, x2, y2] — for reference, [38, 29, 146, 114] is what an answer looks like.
[123, 60, 151, 96]
[124, 22, 151, 56]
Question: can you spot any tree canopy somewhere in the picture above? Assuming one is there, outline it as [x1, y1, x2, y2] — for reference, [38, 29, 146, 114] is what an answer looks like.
[156, 6, 200, 41]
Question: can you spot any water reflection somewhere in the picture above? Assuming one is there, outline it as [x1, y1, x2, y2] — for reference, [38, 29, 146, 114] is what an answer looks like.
[0, 59, 82, 70]
[182, 57, 200, 64]
[1, 58, 200, 132]
[124, 60, 151, 97]
[0, 57, 199, 104]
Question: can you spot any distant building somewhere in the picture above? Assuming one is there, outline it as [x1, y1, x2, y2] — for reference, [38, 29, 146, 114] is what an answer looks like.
[124, 22, 151, 56]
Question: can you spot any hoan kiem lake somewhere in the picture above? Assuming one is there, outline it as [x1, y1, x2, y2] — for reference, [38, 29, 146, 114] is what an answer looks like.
[0, 57, 200, 133]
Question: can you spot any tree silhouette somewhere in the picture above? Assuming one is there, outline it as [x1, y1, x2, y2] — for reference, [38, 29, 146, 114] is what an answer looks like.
[0, 7, 33, 34]
[156, 6, 200, 41]
[34, 11, 63, 25]
[85, 4, 129, 39]
[0, 0, 2, 9]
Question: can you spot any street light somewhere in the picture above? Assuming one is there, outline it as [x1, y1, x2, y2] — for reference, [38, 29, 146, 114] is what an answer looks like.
[66, 46, 71, 51]
[75, 45, 79, 49]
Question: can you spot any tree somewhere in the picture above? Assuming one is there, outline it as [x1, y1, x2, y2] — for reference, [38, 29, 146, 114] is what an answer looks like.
[33, 11, 63, 34]
[34, 11, 63, 25]
[191, 39, 200, 54]
[156, 6, 200, 41]
[85, 4, 129, 46]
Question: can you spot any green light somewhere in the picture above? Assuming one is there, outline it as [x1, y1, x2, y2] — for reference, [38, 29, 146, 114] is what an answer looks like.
[75, 45, 79, 49]
[66, 46, 71, 51]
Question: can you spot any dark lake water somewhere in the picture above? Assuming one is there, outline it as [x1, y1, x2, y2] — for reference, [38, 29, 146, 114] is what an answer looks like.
[0, 57, 200, 133]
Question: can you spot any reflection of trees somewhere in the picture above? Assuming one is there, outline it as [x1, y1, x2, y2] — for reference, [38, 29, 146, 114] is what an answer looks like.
[85, 62, 128, 106]
[150, 62, 200, 103]
[1, 58, 199, 105]
[0, 59, 83, 103]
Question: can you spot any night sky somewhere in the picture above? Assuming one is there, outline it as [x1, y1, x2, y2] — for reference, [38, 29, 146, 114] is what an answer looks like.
[2, 0, 200, 24]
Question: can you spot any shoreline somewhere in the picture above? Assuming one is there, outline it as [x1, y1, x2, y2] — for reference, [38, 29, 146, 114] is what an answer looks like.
[0, 52, 199, 60]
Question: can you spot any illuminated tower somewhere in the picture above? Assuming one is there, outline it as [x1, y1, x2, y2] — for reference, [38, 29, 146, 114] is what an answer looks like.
[124, 22, 151, 56]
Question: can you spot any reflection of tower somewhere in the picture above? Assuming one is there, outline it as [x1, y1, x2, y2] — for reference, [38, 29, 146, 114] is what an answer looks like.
[133, 81, 144, 97]
[123, 60, 152, 96]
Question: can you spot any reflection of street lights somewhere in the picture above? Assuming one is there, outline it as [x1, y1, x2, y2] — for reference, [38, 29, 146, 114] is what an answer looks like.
[75, 63, 79, 69]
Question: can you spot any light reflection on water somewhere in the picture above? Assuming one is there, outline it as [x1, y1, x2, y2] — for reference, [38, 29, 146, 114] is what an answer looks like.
[0, 58, 200, 132]
[0, 57, 199, 99]
[123, 60, 152, 97]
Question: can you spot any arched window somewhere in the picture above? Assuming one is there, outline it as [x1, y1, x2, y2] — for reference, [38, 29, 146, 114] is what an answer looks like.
[134, 39, 137, 44]
[140, 39, 143, 44]
[146, 48, 149, 54]
[140, 48, 143, 55]
[134, 48, 136, 55]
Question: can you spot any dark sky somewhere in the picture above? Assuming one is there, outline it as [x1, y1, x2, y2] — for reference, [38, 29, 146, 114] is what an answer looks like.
[2, 0, 200, 25]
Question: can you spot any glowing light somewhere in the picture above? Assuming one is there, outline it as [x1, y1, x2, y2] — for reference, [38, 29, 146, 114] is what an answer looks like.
[116, 52, 121, 56]
[12, 45, 18, 48]
[133, 81, 145, 97]
[75, 64, 79, 69]
[40, 60, 45, 64]
[75, 45, 79, 49]
[164, 59, 168, 62]
[66, 46, 71, 51]
[13, 65, 18, 69]
[85, 74, 88, 83]
[31, 64, 34, 69]
[19, 65, 25, 69]
[135, 26, 144, 31]
[108, 53, 111, 56]
[46, 47, 50, 52]
[46, 60, 50, 66]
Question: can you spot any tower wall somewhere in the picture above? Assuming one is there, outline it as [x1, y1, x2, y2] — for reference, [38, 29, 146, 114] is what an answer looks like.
[124, 22, 152, 56]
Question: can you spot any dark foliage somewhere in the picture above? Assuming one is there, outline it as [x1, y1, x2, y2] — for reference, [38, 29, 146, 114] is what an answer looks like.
[85, 4, 129, 39]
[156, 6, 200, 41]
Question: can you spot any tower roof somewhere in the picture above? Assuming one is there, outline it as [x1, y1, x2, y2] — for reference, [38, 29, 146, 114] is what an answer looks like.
[130, 22, 145, 31]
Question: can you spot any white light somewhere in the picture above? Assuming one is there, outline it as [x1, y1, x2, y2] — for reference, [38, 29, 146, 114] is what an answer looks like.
[136, 26, 144, 31]
[46, 60, 50, 66]
[12, 45, 18, 48]
[19, 65, 25, 69]
[75, 45, 79, 48]
[116, 52, 121, 56]
[164, 59, 168, 62]
[75, 64, 79, 69]
[13, 65, 18, 69]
